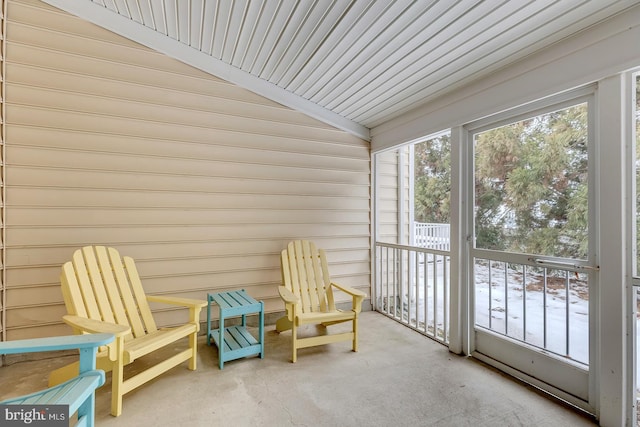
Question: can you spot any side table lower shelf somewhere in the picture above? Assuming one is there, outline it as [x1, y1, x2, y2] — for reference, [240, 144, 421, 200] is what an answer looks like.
[209, 325, 262, 364]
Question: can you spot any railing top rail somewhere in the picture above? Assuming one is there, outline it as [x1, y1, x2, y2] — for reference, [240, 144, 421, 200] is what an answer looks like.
[375, 241, 450, 256]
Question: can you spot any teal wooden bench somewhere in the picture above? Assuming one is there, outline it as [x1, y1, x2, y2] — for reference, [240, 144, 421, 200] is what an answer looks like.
[206, 290, 264, 369]
[0, 333, 114, 427]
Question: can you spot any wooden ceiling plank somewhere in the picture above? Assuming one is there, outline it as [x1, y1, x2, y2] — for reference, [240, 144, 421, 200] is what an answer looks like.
[231, 1, 267, 69]
[162, 0, 178, 39]
[176, 0, 189, 44]
[352, 0, 622, 127]
[148, 0, 166, 35]
[274, 0, 354, 88]
[187, 0, 202, 49]
[318, 0, 446, 110]
[250, 0, 302, 77]
[287, 0, 382, 94]
[300, 0, 414, 100]
[242, 0, 283, 72]
[221, 0, 250, 63]
[263, 0, 323, 82]
[203, 0, 220, 55]
[337, 0, 540, 119]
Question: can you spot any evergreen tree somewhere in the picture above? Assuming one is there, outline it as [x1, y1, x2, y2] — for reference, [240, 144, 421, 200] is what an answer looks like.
[414, 134, 451, 224]
[413, 103, 591, 259]
[473, 104, 589, 258]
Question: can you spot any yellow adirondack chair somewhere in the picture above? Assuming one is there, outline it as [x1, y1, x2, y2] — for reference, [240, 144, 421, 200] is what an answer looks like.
[49, 246, 207, 417]
[276, 240, 366, 362]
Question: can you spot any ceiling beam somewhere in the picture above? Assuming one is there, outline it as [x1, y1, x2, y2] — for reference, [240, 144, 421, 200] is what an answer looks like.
[40, 0, 371, 141]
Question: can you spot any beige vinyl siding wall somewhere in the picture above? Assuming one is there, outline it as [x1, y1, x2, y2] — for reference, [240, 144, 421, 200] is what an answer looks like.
[375, 147, 411, 245]
[375, 150, 400, 245]
[3, 0, 370, 340]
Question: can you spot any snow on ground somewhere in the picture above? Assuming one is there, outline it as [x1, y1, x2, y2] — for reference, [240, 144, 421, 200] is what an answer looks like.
[399, 257, 589, 363]
[473, 260, 589, 365]
[384, 254, 640, 388]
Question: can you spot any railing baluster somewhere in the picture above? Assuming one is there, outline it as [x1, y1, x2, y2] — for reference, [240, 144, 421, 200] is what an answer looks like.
[385, 246, 390, 316]
[374, 242, 450, 345]
[434, 255, 439, 338]
[443, 256, 449, 342]
[423, 249, 428, 335]
[522, 265, 526, 342]
[504, 262, 508, 335]
[543, 267, 548, 349]
[565, 270, 570, 357]
[490, 261, 493, 329]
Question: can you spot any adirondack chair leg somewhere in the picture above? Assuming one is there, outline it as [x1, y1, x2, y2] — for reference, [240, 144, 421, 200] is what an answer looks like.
[78, 393, 97, 427]
[188, 331, 198, 370]
[111, 359, 124, 417]
[291, 324, 297, 363]
[352, 315, 359, 352]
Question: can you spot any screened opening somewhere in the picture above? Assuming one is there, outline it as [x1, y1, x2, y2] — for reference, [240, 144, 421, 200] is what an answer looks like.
[374, 132, 451, 344]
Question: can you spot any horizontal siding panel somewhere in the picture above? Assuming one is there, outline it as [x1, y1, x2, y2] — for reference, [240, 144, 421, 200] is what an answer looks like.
[7, 22, 207, 79]
[7, 42, 236, 98]
[139, 267, 369, 294]
[7, 188, 368, 210]
[7, 144, 368, 176]
[7, 159, 368, 189]
[6, 304, 67, 328]
[4, 239, 370, 267]
[6, 285, 64, 308]
[135, 256, 280, 278]
[136, 256, 370, 280]
[6, 103, 360, 146]
[8, 167, 369, 198]
[4, 0, 371, 339]
[11, 0, 172, 53]
[9, 124, 369, 161]
[7, 324, 71, 341]
[8, 208, 370, 227]
[7, 266, 59, 286]
[8, 85, 347, 137]
[7, 224, 370, 246]
[7, 64, 331, 129]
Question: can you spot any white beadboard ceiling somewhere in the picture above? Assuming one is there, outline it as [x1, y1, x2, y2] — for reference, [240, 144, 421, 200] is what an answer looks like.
[41, 0, 637, 140]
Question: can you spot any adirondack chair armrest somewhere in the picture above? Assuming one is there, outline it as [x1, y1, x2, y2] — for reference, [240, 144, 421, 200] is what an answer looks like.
[330, 282, 366, 313]
[63, 316, 130, 363]
[0, 333, 114, 355]
[278, 286, 299, 305]
[63, 315, 131, 337]
[278, 286, 298, 322]
[146, 295, 207, 309]
[146, 296, 207, 327]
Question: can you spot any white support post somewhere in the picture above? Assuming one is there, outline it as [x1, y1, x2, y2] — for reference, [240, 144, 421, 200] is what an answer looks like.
[448, 126, 467, 355]
[1, 0, 6, 346]
[595, 74, 629, 426]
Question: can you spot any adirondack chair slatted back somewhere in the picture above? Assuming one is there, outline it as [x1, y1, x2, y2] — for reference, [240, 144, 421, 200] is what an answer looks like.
[61, 246, 157, 340]
[281, 240, 336, 314]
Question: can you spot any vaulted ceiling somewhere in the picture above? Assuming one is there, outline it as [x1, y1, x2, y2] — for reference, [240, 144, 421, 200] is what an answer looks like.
[41, 0, 637, 140]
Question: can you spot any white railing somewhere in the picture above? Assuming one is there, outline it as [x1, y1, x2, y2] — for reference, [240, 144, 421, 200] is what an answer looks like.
[473, 256, 589, 365]
[414, 222, 450, 251]
[375, 242, 450, 345]
[374, 240, 589, 360]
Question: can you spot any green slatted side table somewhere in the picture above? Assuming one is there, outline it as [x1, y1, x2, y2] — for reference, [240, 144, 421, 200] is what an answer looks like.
[206, 289, 264, 369]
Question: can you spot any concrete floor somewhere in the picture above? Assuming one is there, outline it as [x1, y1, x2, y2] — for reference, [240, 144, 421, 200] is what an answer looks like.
[0, 311, 597, 426]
